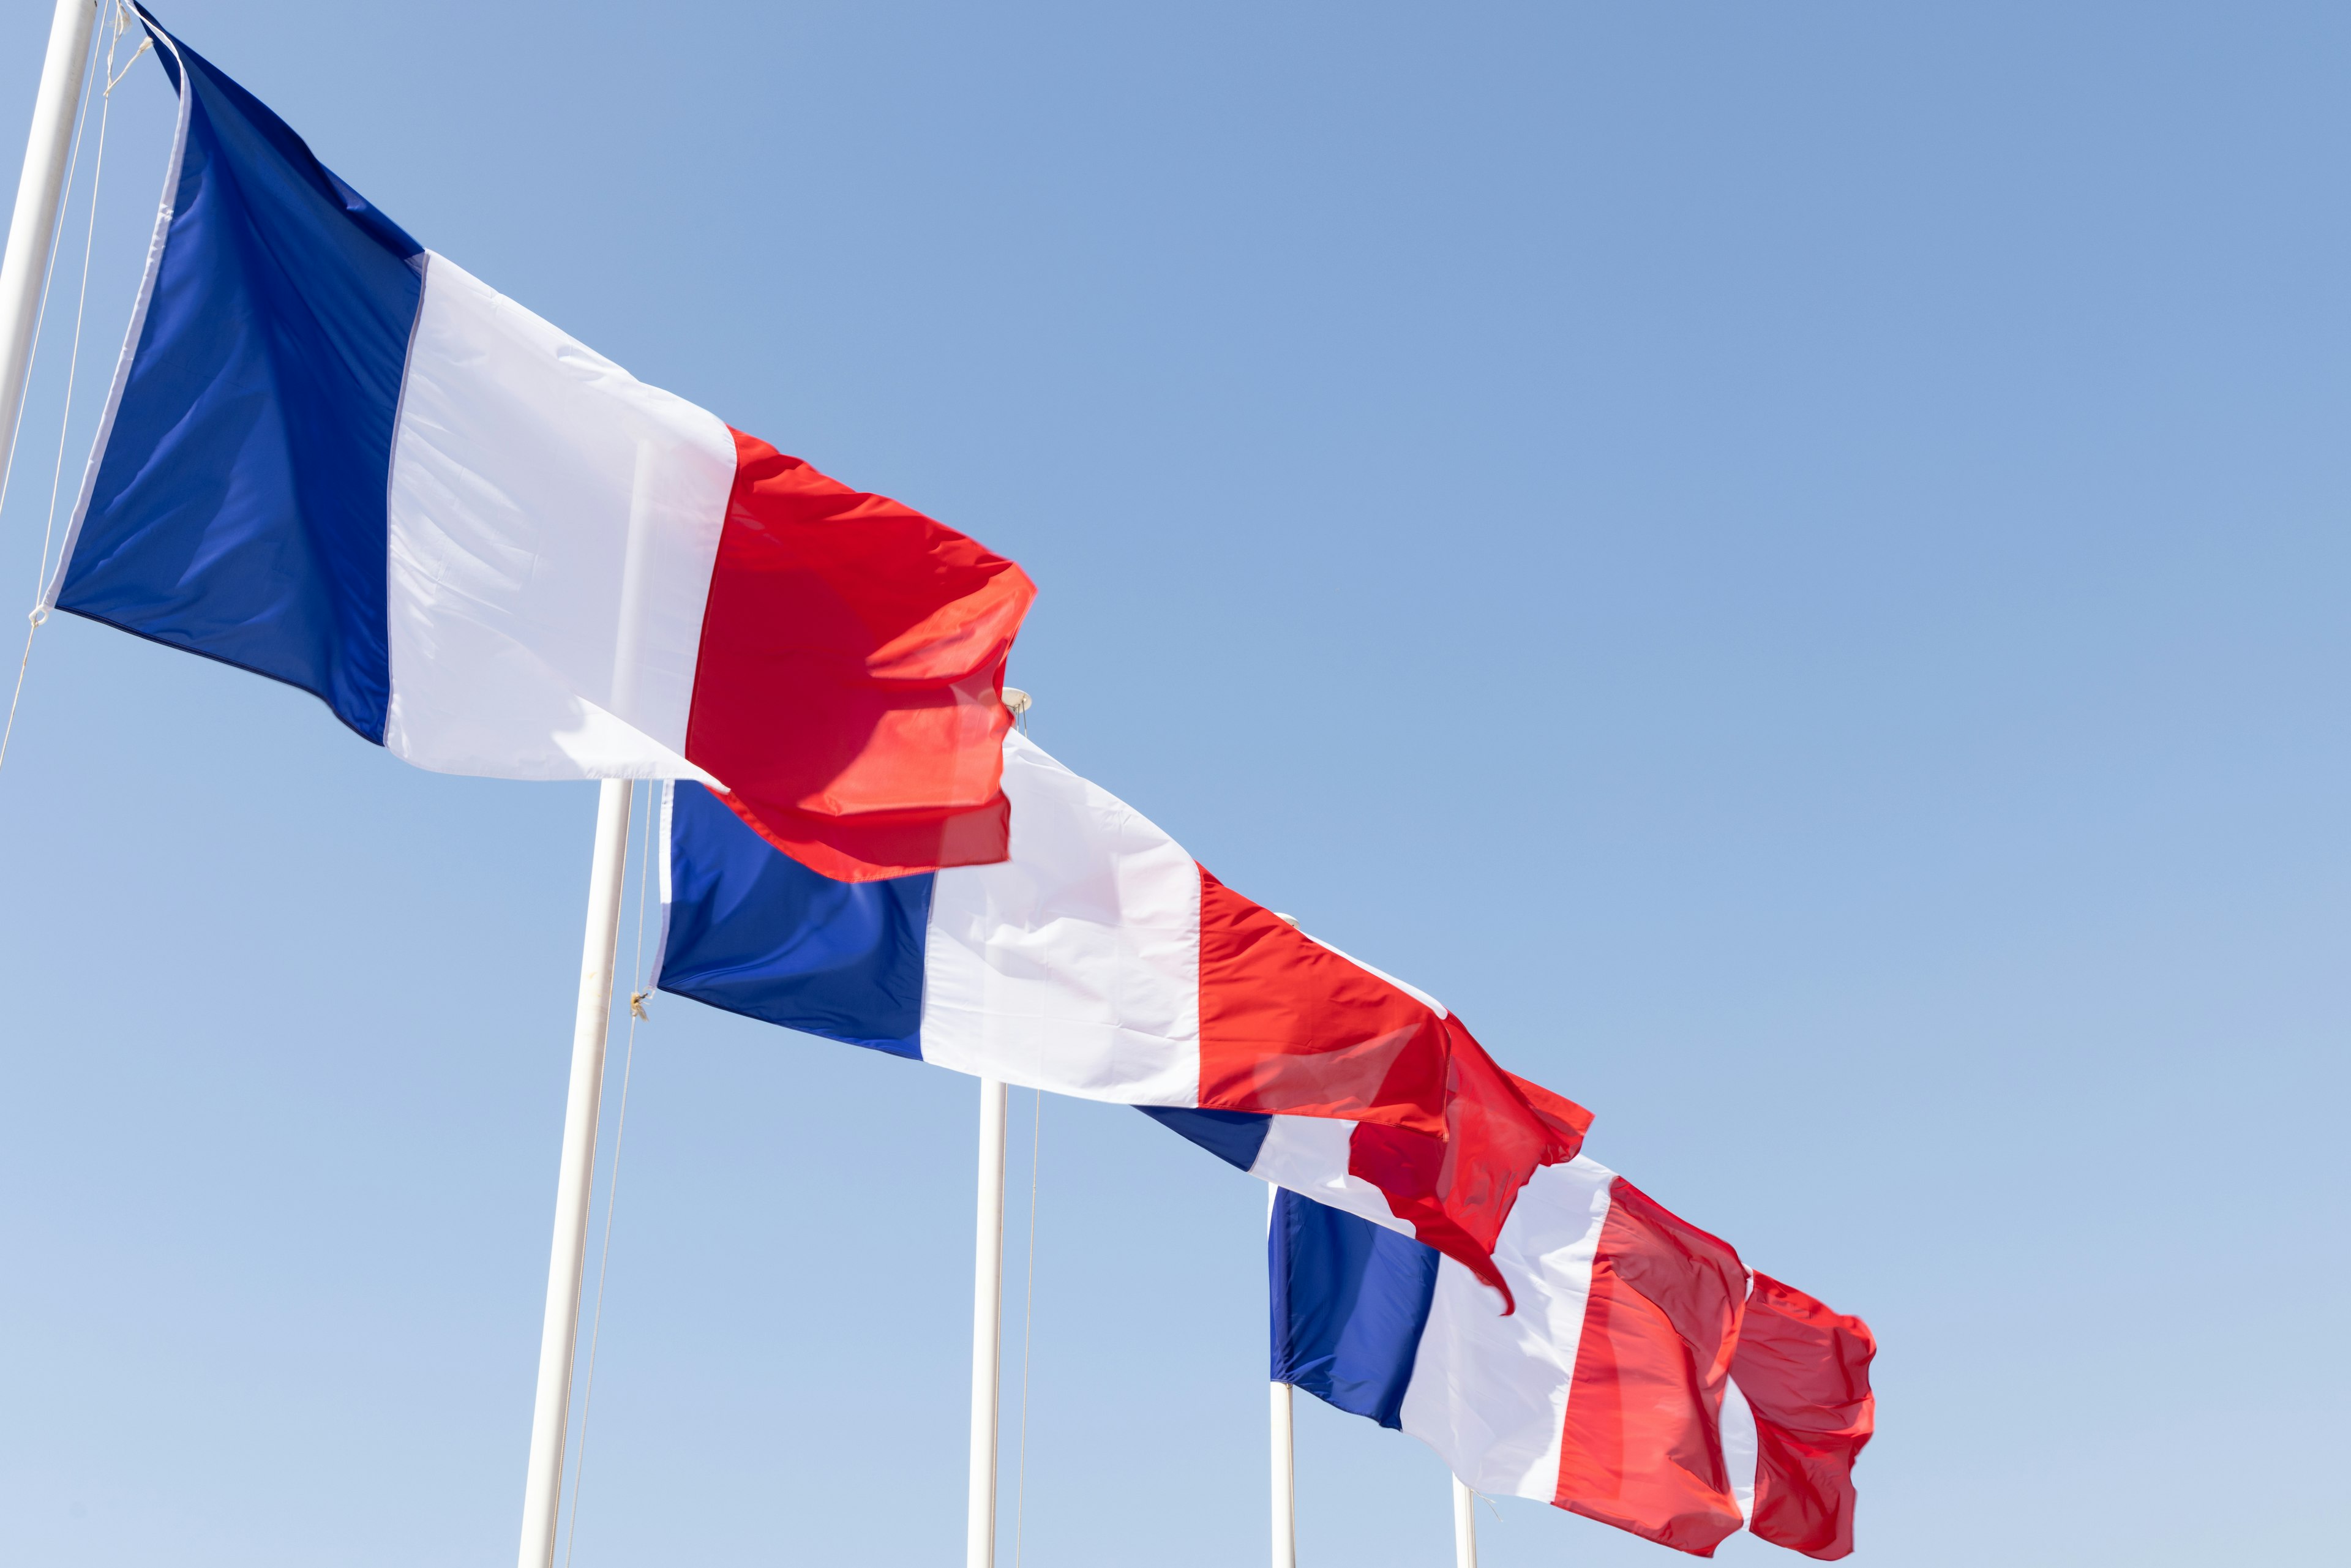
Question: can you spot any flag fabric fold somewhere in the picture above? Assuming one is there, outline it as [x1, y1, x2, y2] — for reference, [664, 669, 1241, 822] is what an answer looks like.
[50, 7, 1032, 880]
[1144, 1072, 1591, 1308]
[656, 731, 1588, 1291]
[1729, 1272, 1878, 1559]
[1265, 1169, 1874, 1559]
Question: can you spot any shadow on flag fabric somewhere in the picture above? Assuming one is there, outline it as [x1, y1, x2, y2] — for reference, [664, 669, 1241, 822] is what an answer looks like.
[1261, 1171, 1875, 1559]
[47, 6, 1033, 880]
[654, 730, 1590, 1296]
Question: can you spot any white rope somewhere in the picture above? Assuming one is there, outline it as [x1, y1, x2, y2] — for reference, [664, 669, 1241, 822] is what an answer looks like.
[559, 784, 659, 1568]
[1011, 1087, 1043, 1567]
[0, 6, 111, 776]
[105, 32, 150, 96]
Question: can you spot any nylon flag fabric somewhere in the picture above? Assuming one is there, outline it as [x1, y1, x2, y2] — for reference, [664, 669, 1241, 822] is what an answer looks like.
[1261, 1172, 1875, 1559]
[656, 731, 1589, 1294]
[48, 8, 1033, 880]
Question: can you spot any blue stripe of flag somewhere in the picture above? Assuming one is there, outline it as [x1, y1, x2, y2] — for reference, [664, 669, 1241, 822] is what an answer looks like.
[1269, 1187, 1440, 1431]
[657, 780, 932, 1057]
[61, 10, 421, 741]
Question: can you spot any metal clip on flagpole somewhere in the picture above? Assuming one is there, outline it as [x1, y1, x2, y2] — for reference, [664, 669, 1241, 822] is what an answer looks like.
[1270, 1185, 1296, 1568]
[0, 0, 98, 470]
[1453, 1475, 1478, 1568]
[969, 1076, 1010, 1567]
[516, 778, 634, 1568]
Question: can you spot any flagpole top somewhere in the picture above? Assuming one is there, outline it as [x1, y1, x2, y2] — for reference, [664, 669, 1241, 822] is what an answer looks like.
[1002, 688, 1032, 716]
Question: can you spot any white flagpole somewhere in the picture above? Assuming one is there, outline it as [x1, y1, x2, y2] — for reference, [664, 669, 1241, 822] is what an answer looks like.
[967, 1075, 1010, 1568]
[1270, 1380, 1296, 1568]
[1452, 1476, 1478, 1568]
[0, 0, 97, 468]
[1269, 1185, 1295, 1568]
[516, 778, 634, 1568]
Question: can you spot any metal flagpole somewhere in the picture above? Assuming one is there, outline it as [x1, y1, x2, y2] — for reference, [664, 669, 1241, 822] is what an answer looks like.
[1270, 1185, 1296, 1568]
[1452, 1476, 1479, 1568]
[967, 1076, 1010, 1568]
[516, 778, 635, 1568]
[0, 0, 97, 470]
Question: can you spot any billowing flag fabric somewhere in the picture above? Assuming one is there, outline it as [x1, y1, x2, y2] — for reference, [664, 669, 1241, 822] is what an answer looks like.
[1265, 1169, 1875, 1559]
[656, 731, 1588, 1292]
[48, 8, 1033, 880]
[1146, 1084, 1589, 1310]
[1716, 1272, 1878, 1559]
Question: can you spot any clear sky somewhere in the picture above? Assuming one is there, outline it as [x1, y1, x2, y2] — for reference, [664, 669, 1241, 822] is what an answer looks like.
[0, 2, 2343, 1564]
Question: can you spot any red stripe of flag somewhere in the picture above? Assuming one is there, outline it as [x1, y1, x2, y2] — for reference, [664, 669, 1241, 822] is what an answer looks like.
[1195, 867, 1591, 1300]
[685, 432, 1037, 882]
[1733, 1273, 1877, 1559]
[1553, 1179, 1750, 1556]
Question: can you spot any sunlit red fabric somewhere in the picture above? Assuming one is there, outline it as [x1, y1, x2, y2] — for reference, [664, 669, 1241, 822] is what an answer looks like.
[1193, 867, 1590, 1293]
[686, 432, 1036, 881]
[1195, 871, 1451, 1135]
[1346, 1036, 1591, 1305]
[1554, 1180, 1751, 1555]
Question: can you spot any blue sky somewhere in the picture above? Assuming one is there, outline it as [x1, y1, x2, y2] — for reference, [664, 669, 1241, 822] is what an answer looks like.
[1, 2, 2344, 1564]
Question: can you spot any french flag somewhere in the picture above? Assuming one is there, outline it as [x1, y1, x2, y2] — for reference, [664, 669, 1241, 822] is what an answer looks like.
[47, 9, 1033, 880]
[656, 731, 1588, 1292]
[1264, 1169, 1877, 1559]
